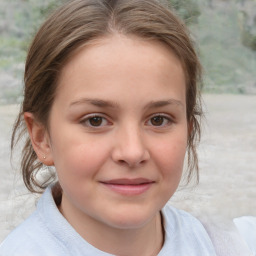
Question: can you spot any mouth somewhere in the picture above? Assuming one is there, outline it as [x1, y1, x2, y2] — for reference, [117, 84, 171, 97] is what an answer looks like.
[100, 178, 155, 196]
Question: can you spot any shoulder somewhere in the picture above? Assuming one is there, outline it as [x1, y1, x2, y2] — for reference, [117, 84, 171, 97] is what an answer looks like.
[0, 186, 114, 256]
[162, 203, 209, 232]
[0, 212, 67, 256]
[161, 205, 254, 256]
[234, 216, 256, 255]
[0, 190, 68, 256]
[161, 204, 217, 256]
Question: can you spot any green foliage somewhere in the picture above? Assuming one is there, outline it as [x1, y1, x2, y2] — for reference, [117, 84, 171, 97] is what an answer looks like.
[169, 0, 201, 24]
[41, 0, 69, 15]
[194, 0, 256, 94]
[238, 9, 256, 51]
[241, 30, 256, 51]
[0, 0, 67, 103]
[0, 0, 256, 104]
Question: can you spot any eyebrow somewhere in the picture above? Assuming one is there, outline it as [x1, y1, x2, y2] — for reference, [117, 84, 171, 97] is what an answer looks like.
[69, 98, 119, 108]
[69, 98, 183, 109]
[143, 99, 184, 109]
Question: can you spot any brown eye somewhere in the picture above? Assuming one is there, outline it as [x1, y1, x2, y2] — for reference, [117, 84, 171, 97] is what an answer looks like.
[89, 116, 103, 126]
[81, 115, 109, 128]
[147, 115, 172, 127]
[151, 116, 164, 126]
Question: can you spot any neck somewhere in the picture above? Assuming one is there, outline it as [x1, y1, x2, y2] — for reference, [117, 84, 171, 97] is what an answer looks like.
[59, 201, 164, 256]
[95, 212, 164, 256]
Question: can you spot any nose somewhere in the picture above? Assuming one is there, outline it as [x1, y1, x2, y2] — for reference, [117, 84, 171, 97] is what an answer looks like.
[111, 125, 150, 168]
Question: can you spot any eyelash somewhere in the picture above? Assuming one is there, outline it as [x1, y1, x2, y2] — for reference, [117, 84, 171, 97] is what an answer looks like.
[146, 114, 173, 127]
[80, 114, 111, 128]
[80, 113, 173, 128]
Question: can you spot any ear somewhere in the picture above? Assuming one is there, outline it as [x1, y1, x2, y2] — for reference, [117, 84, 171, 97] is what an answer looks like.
[24, 112, 54, 166]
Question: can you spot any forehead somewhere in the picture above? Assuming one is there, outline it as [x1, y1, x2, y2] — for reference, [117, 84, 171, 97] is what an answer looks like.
[61, 34, 183, 75]
[55, 34, 186, 106]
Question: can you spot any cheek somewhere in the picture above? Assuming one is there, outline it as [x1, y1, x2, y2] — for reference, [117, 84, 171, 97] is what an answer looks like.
[152, 135, 187, 177]
[50, 131, 110, 179]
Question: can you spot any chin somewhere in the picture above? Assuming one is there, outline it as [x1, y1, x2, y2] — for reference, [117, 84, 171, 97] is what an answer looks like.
[103, 207, 158, 230]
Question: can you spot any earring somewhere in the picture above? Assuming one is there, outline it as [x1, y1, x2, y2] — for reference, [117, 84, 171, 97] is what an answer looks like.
[43, 156, 46, 159]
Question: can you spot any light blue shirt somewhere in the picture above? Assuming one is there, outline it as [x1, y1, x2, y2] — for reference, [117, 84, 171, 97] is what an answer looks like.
[0, 186, 218, 255]
[234, 216, 256, 255]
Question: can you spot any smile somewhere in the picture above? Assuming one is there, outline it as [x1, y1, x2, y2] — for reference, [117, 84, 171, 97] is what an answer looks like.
[100, 178, 155, 196]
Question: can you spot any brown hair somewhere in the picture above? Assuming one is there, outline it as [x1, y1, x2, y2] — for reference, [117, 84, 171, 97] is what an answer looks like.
[12, 0, 202, 193]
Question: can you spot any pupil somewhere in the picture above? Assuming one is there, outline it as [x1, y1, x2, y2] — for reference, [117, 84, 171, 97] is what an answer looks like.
[151, 116, 163, 126]
[89, 117, 102, 126]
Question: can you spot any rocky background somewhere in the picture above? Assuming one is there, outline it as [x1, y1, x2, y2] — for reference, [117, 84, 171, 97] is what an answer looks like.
[0, 0, 256, 104]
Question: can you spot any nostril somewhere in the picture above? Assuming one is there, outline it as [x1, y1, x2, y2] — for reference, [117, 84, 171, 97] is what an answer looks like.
[118, 160, 126, 165]
[117, 158, 148, 168]
[111, 138, 150, 167]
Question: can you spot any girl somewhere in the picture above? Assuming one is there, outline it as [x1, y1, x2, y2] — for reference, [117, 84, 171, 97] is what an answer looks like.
[0, 0, 254, 255]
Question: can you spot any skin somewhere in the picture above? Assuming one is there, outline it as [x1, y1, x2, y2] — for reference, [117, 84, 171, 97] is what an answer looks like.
[25, 34, 188, 256]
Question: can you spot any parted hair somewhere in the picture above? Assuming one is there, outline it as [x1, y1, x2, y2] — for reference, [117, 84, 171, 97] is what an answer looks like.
[11, 0, 202, 193]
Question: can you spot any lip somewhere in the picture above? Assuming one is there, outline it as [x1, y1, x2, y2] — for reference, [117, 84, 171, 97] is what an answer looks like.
[100, 178, 155, 196]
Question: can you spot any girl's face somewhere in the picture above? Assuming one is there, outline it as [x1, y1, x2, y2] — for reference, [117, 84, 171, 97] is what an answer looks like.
[47, 35, 187, 233]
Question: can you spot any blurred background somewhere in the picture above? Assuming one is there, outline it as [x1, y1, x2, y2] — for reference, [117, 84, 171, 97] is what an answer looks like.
[0, 0, 256, 104]
[0, 0, 256, 243]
